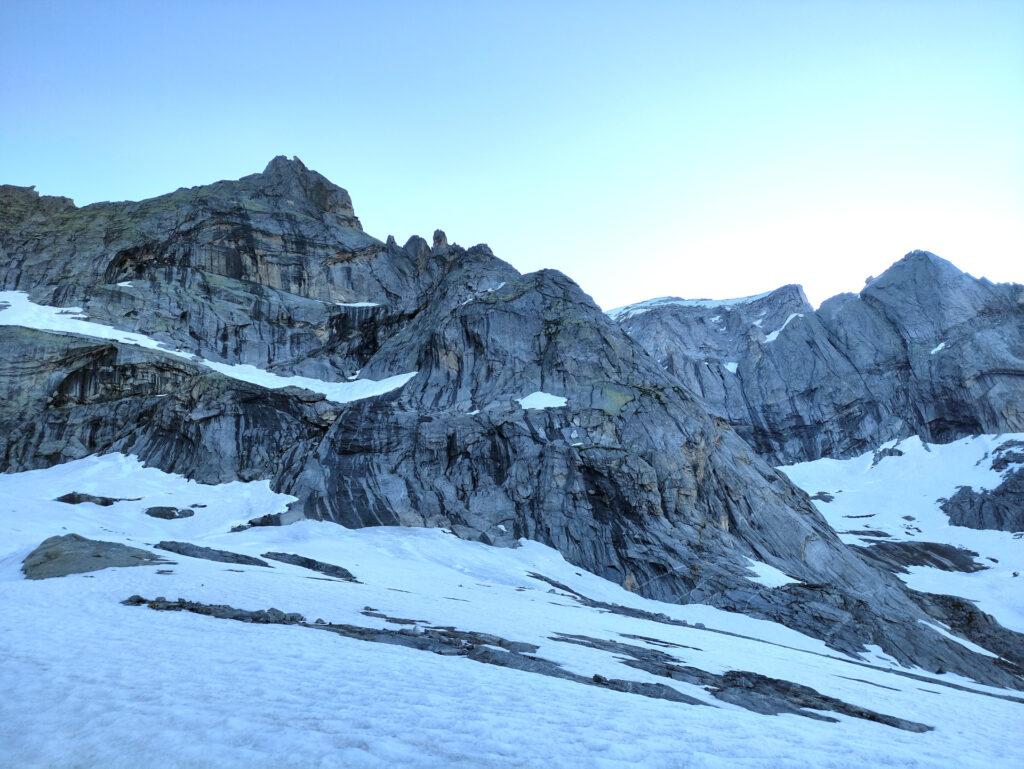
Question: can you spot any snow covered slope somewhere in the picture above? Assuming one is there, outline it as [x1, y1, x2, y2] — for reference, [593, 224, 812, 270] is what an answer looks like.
[2, 453, 1022, 769]
[780, 434, 1024, 632]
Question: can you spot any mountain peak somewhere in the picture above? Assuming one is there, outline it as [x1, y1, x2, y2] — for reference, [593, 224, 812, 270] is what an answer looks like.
[245, 156, 359, 226]
[865, 250, 967, 291]
[0, 184, 77, 226]
[607, 283, 809, 322]
[262, 154, 309, 175]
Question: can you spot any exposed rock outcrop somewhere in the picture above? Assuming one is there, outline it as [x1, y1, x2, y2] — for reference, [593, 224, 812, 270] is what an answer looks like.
[144, 506, 195, 520]
[941, 441, 1024, 532]
[56, 491, 138, 506]
[851, 541, 987, 575]
[261, 551, 358, 581]
[154, 541, 270, 567]
[124, 593, 932, 731]
[22, 534, 170, 579]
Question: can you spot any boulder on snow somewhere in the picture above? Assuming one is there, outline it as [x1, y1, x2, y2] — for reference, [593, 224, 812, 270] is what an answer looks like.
[55, 491, 139, 507]
[261, 551, 358, 581]
[155, 540, 270, 567]
[22, 534, 171, 580]
[144, 506, 195, 520]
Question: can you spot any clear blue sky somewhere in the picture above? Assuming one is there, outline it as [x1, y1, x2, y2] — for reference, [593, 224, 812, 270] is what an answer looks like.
[2, 1, 1022, 307]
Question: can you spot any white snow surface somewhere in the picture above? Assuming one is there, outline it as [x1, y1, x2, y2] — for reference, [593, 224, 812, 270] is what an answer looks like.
[763, 312, 803, 343]
[606, 289, 777, 320]
[0, 290, 416, 404]
[336, 301, 380, 308]
[919, 620, 999, 659]
[516, 391, 568, 410]
[743, 557, 801, 588]
[724, 361, 739, 374]
[1, 453, 1022, 768]
[930, 342, 947, 354]
[779, 434, 1024, 631]
[200, 361, 417, 404]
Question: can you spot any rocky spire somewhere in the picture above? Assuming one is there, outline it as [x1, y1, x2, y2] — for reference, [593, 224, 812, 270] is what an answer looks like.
[253, 155, 360, 226]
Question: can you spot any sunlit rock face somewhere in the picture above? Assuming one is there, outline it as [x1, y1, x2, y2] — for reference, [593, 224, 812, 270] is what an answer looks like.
[1, 159, 1021, 688]
[612, 251, 1024, 465]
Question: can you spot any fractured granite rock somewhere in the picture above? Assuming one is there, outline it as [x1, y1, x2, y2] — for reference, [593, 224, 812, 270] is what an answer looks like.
[942, 468, 1024, 532]
[851, 541, 987, 575]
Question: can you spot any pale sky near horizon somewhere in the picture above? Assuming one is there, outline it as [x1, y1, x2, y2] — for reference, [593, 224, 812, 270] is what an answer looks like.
[2, 0, 1022, 308]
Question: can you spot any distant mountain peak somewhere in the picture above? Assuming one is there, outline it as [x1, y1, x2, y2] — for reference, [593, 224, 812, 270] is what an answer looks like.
[262, 154, 309, 175]
[243, 155, 359, 224]
[864, 250, 968, 291]
[607, 283, 809, 321]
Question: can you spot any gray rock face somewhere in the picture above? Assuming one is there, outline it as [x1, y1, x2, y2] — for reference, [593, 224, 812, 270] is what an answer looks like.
[0, 326, 334, 482]
[909, 589, 1024, 669]
[22, 534, 170, 579]
[942, 469, 1024, 532]
[611, 254, 1024, 465]
[851, 541, 986, 575]
[1, 158, 1020, 688]
[1, 157, 507, 382]
[941, 441, 1024, 532]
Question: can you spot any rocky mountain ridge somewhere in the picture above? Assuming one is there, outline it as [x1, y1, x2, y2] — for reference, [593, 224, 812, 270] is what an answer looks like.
[611, 252, 1024, 466]
[1, 157, 1020, 689]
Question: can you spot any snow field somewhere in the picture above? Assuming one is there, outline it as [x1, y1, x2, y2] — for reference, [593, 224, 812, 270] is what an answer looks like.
[779, 434, 1024, 631]
[1, 453, 1022, 768]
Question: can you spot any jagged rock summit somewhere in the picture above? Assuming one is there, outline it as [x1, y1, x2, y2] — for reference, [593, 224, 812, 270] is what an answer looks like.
[1, 158, 1020, 689]
[612, 251, 1024, 464]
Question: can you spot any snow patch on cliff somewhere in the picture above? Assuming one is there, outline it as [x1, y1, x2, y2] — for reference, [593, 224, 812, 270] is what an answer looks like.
[743, 558, 801, 588]
[764, 313, 803, 343]
[0, 291, 416, 405]
[517, 392, 568, 410]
